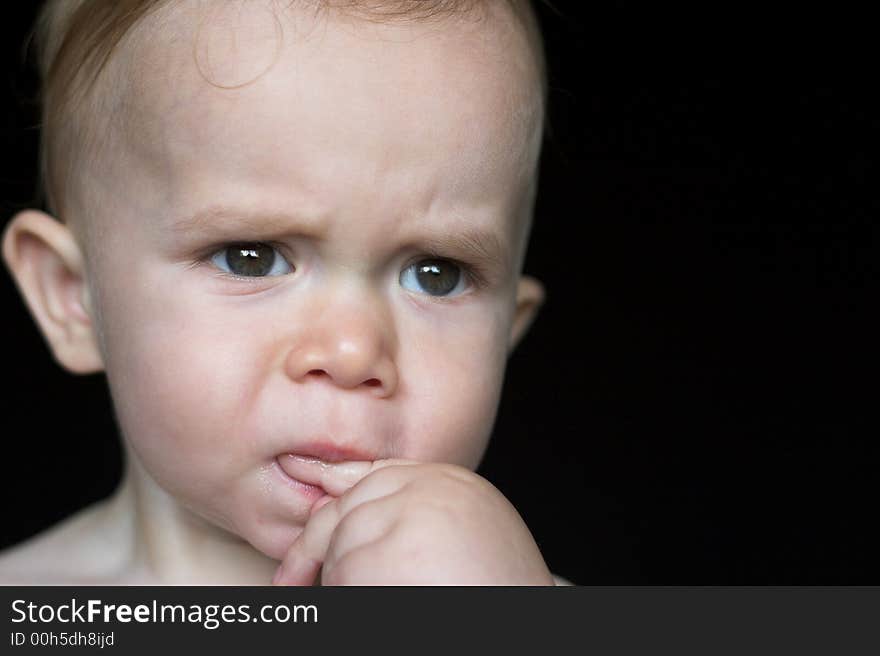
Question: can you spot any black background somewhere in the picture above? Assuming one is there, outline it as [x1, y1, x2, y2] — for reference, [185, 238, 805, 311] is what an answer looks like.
[1, 2, 875, 583]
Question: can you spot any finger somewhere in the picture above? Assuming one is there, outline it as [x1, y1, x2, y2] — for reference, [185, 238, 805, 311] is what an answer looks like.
[274, 496, 342, 586]
[321, 494, 401, 575]
[277, 455, 420, 497]
[274, 489, 400, 586]
[310, 494, 334, 517]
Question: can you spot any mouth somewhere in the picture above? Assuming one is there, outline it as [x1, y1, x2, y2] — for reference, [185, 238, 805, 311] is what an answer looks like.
[272, 456, 327, 501]
[272, 440, 377, 500]
[283, 441, 376, 464]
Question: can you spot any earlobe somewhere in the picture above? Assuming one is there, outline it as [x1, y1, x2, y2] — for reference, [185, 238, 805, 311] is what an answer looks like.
[1, 209, 104, 374]
[508, 275, 545, 354]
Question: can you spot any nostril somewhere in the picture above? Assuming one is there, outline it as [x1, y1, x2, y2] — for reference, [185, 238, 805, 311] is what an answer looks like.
[304, 370, 381, 389]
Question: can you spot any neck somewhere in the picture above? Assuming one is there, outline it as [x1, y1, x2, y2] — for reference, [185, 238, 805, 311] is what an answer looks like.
[99, 451, 279, 585]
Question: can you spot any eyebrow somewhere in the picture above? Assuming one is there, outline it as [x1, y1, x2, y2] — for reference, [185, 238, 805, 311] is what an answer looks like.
[170, 205, 317, 237]
[416, 229, 511, 277]
[170, 205, 511, 275]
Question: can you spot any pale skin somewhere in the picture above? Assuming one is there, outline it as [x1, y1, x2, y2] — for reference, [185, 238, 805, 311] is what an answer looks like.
[0, 0, 568, 585]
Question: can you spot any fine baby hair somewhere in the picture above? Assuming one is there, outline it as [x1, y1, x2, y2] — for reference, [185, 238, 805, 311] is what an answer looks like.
[1, 0, 563, 585]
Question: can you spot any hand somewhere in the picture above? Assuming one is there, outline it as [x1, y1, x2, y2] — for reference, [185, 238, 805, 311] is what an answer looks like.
[273, 458, 555, 585]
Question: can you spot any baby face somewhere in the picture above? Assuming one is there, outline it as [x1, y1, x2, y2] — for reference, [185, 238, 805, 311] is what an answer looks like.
[76, 1, 543, 558]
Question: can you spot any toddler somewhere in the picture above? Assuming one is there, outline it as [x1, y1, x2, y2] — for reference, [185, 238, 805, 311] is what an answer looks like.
[0, 0, 566, 585]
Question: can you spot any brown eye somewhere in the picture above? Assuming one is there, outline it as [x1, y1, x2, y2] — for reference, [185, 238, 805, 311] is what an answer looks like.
[400, 258, 465, 297]
[211, 243, 293, 277]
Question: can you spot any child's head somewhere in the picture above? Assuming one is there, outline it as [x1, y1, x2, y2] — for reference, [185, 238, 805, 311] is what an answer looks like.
[3, 0, 547, 559]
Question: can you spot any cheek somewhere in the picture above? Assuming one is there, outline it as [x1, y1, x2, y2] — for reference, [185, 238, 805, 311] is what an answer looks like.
[96, 278, 261, 496]
[397, 303, 510, 469]
[93, 241, 512, 496]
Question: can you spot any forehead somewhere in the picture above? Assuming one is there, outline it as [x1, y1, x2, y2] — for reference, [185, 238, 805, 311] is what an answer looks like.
[107, 1, 543, 242]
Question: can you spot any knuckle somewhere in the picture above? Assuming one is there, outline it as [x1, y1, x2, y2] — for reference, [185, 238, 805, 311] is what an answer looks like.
[348, 464, 415, 498]
[325, 497, 393, 565]
[413, 464, 486, 496]
[437, 463, 484, 486]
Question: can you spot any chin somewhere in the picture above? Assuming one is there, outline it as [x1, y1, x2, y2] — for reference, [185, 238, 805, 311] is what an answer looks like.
[231, 513, 308, 561]
[178, 492, 307, 562]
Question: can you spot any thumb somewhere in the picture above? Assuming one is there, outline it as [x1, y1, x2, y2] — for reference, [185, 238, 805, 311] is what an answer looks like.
[276, 456, 421, 497]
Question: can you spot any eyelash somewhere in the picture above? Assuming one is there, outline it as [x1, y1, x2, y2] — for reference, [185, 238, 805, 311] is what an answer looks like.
[416, 247, 490, 291]
[191, 242, 490, 295]
[186, 241, 288, 285]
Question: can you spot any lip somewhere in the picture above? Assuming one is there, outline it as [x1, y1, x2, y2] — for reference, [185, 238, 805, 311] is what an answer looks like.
[284, 440, 376, 464]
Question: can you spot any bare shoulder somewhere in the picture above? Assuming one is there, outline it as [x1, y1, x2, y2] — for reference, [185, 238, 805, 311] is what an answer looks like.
[0, 501, 121, 585]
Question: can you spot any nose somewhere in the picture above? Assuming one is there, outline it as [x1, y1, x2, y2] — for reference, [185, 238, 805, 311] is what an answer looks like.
[284, 290, 399, 398]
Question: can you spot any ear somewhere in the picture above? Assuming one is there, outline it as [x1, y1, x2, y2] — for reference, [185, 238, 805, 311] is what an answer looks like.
[508, 274, 545, 354]
[2, 209, 104, 374]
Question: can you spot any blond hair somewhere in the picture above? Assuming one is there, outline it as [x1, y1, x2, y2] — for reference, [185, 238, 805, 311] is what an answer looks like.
[31, 0, 547, 221]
